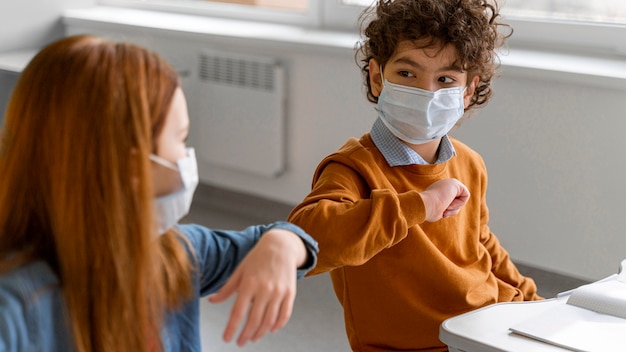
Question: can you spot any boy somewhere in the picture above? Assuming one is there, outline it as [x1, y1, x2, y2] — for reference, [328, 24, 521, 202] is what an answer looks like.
[288, 0, 542, 350]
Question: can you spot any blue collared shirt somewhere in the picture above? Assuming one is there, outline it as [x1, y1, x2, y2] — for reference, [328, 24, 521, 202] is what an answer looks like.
[0, 222, 318, 352]
[370, 117, 456, 166]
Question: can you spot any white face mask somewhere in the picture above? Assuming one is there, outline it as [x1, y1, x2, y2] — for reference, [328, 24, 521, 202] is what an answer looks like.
[376, 79, 466, 145]
[150, 147, 199, 235]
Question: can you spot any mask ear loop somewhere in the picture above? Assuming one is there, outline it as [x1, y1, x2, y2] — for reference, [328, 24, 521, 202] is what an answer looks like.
[150, 153, 185, 197]
[149, 154, 178, 171]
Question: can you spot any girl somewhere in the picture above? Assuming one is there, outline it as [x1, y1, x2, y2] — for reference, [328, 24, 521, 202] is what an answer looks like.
[0, 35, 317, 352]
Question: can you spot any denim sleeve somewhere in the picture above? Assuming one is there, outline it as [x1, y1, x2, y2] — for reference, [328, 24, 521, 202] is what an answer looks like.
[0, 279, 29, 352]
[177, 221, 318, 297]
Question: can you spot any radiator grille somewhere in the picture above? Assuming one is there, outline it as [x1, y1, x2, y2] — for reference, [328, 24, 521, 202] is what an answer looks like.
[199, 52, 276, 91]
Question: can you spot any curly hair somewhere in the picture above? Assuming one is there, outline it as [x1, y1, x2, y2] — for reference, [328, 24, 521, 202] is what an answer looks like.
[356, 0, 512, 108]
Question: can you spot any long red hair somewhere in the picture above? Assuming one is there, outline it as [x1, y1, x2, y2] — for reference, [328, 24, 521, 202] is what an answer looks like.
[0, 35, 193, 352]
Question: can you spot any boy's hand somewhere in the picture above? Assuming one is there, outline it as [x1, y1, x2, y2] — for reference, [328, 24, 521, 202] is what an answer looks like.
[208, 229, 307, 347]
[420, 178, 470, 222]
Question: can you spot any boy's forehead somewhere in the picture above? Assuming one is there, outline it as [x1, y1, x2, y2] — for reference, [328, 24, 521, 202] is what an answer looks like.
[390, 39, 460, 66]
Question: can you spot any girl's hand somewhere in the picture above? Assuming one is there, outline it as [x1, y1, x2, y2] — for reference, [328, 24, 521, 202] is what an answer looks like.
[208, 228, 307, 346]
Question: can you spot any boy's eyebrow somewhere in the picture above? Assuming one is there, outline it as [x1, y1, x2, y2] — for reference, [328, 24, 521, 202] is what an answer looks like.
[391, 56, 424, 70]
[392, 56, 465, 73]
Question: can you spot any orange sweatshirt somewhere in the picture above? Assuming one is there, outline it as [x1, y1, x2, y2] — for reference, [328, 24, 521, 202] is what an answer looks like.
[288, 134, 542, 351]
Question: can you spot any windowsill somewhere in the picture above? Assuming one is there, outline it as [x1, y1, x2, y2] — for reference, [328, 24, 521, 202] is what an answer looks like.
[4, 6, 616, 91]
[0, 50, 38, 73]
[63, 6, 359, 55]
[499, 48, 626, 90]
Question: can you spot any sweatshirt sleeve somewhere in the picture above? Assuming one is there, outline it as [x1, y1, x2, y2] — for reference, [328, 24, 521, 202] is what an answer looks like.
[480, 228, 543, 300]
[476, 160, 543, 301]
[288, 157, 426, 275]
[178, 222, 318, 297]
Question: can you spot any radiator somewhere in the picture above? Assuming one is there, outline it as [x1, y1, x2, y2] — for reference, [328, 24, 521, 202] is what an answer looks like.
[190, 49, 286, 178]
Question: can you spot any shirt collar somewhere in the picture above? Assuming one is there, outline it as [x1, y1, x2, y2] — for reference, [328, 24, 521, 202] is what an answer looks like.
[370, 117, 456, 167]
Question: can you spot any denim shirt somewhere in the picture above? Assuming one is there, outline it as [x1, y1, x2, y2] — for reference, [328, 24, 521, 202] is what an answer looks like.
[0, 222, 318, 352]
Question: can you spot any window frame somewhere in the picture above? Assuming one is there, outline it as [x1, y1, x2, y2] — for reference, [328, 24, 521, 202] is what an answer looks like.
[98, 0, 626, 57]
[503, 16, 626, 57]
[98, 0, 322, 27]
[320, 1, 626, 57]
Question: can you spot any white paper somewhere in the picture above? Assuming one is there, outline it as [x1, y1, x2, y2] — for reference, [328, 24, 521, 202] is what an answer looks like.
[509, 262, 626, 352]
[566, 279, 626, 319]
[510, 303, 626, 352]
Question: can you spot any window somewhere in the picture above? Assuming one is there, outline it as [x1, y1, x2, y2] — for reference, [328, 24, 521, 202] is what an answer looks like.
[498, 1, 626, 56]
[99, 0, 320, 26]
[330, 0, 626, 56]
[502, 0, 626, 24]
[196, 0, 307, 12]
[99, 0, 626, 55]
[337, 0, 626, 25]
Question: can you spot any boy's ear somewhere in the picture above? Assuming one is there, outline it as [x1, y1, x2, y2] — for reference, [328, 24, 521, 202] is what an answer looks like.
[369, 59, 383, 97]
[463, 75, 480, 108]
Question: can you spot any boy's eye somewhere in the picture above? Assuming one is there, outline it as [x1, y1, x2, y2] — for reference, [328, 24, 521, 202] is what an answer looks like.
[438, 76, 455, 84]
[398, 70, 415, 78]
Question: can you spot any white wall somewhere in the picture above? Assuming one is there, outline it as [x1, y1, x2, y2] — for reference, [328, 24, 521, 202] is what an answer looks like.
[61, 8, 626, 281]
[452, 72, 626, 282]
[63, 14, 375, 208]
[0, 0, 94, 53]
[0, 0, 96, 129]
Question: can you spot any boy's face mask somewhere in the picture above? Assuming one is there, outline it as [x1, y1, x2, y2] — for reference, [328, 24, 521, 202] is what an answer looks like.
[376, 77, 466, 145]
[150, 147, 199, 235]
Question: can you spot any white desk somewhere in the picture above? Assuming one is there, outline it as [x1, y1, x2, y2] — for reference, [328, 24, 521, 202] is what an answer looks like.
[439, 297, 573, 352]
[440, 261, 626, 352]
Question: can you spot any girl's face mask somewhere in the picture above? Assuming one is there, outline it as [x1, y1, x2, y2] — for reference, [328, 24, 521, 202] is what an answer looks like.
[150, 147, 199, 235]
[376, 77, 466, 145]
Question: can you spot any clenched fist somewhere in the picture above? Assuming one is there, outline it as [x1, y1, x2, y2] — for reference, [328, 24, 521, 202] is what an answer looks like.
[420, 178, 470, 222]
